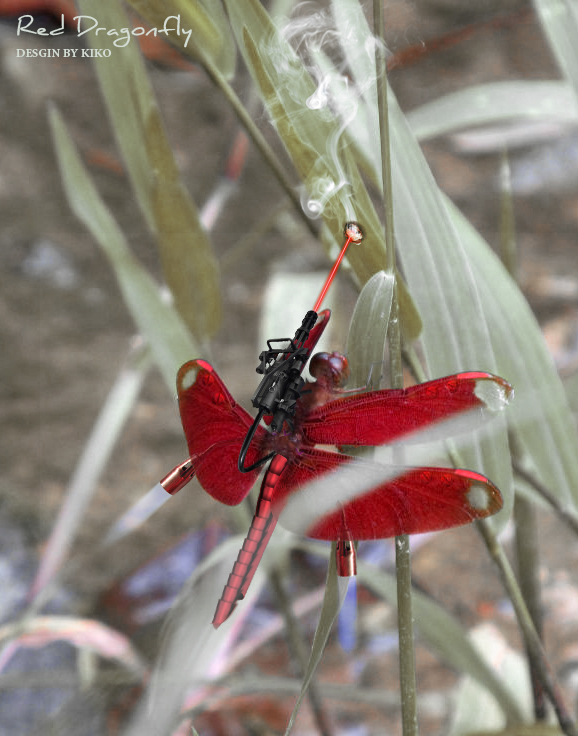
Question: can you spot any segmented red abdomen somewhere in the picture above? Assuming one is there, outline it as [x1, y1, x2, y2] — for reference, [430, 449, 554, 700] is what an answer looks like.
[212, 454, 288, 628]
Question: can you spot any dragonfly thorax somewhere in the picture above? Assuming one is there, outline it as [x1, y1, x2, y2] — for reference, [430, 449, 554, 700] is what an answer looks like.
[267, 426, 304, 461]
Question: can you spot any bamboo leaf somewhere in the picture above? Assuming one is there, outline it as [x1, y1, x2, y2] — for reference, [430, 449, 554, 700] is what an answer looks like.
[49, 104, 197, 388]
[389, 89, 578, 514]
[78, 0, 221, 340]
[346, 270, 394, 388]
[221, 0, 421, 341]
[284, 552, 347, 735]
[447, 195, 578, 511]
[334, 3, 578, 517]
[126, 0, 236, 78]
[534, 0, 578, 98]
[407, 81, 578, 141]
[330, 2, 527, 521]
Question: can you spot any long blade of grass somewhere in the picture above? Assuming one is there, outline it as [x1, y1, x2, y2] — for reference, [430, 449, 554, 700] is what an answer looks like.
[336, 14, 578, 517]
[78, 0, 221, 340]
[284, 552, 348, 735]
[447, 195, 578, 510]
[534, 0, 578, 98]
[406, 81, 578, 141]
[29, 340, 151, 599]
[49, 104, 197, 388]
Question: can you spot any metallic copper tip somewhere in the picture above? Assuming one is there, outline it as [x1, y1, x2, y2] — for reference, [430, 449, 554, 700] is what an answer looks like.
[160, 459, 195, 496]
[336, 540, 357, 577]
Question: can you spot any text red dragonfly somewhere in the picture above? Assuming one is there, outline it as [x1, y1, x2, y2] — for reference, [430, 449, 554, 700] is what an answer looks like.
[162, 312, 511, 627]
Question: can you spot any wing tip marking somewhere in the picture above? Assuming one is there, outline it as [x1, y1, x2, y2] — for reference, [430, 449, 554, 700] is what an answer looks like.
[472, 374, 514, 412]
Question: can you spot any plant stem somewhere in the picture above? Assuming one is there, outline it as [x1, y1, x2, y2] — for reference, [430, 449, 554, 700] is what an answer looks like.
[513, 460, 578, 537]
[477, 520, 578, 736]
[269, 570, 333, 736]
[514, 495, 546, 720]
[403, 344, 576, 732]
[500, 152, 547, 721]
[373, 2, 418, 734]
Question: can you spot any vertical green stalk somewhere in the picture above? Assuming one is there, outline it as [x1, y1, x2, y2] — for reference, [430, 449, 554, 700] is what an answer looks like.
[373, 2, 418, 734]
[500, 151, 546, 720]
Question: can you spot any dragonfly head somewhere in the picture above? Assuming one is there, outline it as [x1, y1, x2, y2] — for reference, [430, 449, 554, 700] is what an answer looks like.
[309, 352, 350, 389]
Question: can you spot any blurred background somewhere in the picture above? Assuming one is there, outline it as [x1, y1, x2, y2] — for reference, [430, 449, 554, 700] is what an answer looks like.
[2, 0, 578, 734]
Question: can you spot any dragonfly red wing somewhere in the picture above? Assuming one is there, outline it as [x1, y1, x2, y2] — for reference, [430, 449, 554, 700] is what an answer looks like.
[177, 360, 266, 505]
[272, 448, 502, 540]
[306, 466, 502, 540]
[301, 372, 512, 447]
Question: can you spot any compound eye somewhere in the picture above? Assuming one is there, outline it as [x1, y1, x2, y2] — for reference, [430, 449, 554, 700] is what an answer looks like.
[310, 352, 350, 387]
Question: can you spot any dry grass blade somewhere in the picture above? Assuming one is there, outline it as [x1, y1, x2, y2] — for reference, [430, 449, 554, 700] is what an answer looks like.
[0, 616, 147, 679]
[29, 340, 152, 599]
[283, 553, 348, 735]
[49, 104, 197, 388]
[78, 0, 221, 340]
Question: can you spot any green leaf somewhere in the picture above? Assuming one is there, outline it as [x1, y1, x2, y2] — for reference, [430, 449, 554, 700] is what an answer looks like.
[346, 270, 394, 388]
[78, 0, 221, 340]
[534, 0, 578, 98]
[126, 0, 236, 78]
[407, 81, 578, 141]
[335, 5, 578, 519]
[284, 550, 346, 735]
[221, 0, 421, 341]
[447, 195, 578, 511]
[384, 91, 514, 524]
[49, 104, 197, 389]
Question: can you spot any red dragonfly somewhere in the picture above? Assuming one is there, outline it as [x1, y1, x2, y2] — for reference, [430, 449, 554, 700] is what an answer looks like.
[161, 310, 511, 627]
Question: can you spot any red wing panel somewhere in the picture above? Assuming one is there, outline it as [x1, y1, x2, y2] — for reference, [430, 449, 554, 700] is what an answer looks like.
[306, 465, 502, 540]
[271, 449, 502, 540]
[271, 447, 347, 511]
[177, 360, 265, 505]
[302, 372, 512, 447]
